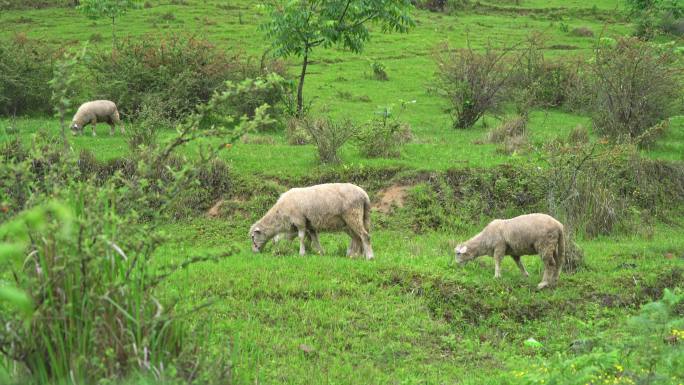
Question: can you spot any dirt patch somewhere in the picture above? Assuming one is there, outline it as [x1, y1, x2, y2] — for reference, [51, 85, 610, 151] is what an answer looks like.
[373, 184, 411, 213]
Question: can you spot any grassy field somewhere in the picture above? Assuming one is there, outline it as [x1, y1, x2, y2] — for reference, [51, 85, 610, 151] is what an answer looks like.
[2, 0, 684, 384]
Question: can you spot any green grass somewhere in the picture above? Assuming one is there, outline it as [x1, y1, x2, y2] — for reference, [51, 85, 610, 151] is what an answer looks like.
[2, 1, 684, 384]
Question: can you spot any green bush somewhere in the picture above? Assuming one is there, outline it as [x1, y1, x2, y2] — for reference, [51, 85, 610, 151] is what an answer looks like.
[0, 35, 55, 116]
[590, 38, 682, 142]
[357, 104, 413, 158]
[86, 34, 272, 122]
[303, 117, 357, 164]
[504, 289, 684, 385]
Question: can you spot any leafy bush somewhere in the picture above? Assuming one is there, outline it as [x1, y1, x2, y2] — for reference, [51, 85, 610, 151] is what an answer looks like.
[370, 60, 389, 81]
[505, 289, 684, 385]
[0, 35, 56, 116]
[303, 117, 356, 164]
[590, 38, 682, 142]
[357, 104, 413, 158]
[627, 0, 684, 38]
[413, 0, 470, 13]
[0, 0, 72, 9]
[86, 34, 272, 122]
[511, 37, 581, 109]
[435, 43, 518, 129]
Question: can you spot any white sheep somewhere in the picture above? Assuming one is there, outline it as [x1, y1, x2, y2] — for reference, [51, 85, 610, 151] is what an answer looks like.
[454, 213, 565, 289]
[249, 183, 374, 259]
[70, 100, 124, 136]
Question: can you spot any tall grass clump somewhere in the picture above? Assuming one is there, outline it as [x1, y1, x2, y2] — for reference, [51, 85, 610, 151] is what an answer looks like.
[0, 189, 233, 384]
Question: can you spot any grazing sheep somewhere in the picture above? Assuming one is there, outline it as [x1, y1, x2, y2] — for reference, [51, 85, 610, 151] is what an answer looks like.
[249, 183, 374, 259]
[71, 100, 124, 136]
[454, 213, 565, 290]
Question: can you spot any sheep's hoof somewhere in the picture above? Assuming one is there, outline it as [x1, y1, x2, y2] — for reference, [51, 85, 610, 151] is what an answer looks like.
[537, 281, 550, 290]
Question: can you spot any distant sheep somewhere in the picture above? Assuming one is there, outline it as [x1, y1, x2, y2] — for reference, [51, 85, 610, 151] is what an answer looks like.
[454, 213, 565, 289]
[249, 183, 374, 259]
[71, 100, 124, 136]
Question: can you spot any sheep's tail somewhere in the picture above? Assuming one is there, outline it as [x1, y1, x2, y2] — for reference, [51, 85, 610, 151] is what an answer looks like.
[556, 227, 565, 269]
[363, 196, 371, 233]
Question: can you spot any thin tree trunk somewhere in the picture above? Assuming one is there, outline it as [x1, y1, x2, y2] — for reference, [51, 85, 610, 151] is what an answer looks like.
[296, 47, 309, 118]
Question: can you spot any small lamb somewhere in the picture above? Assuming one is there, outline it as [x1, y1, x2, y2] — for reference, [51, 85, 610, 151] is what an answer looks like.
[71, 100, 125, 136]
[454, 213, 565, 290]
[249, 183, 373, 259]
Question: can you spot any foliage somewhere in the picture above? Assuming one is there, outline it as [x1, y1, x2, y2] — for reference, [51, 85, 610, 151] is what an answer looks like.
[435, 42, 520, 129]
[86, 34, 267, 123]
[357, 102, 413, 158]
[0, 35, 55, 116]
[627, 0, 684, 38]
[413, 0, 470, 13]
[261, 0, 415, 115]
[507, 289, 684, 385]
[370, 60, 389, 81]
[303, 117, 357, 164]
[590, 38, 682, 142]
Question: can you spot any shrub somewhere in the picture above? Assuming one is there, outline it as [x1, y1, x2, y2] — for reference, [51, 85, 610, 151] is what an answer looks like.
[590, 38, 682, 142]
[0, 35, 56, 116]
[566, 124, 590, 144]
[370, 60, 389, 81]
[628, 0, 684, 38]
[413, 0, 470, 12]
[285, 116, 311, 145]
[86, 34, 274, 122]
[435, 43, 518, 129]
[357, 104, 413, 158]
[505, 289, 684, 385]
[303, 117, 356, 164]
[511, 37, 579, 109]
[570, 26, 594, 37]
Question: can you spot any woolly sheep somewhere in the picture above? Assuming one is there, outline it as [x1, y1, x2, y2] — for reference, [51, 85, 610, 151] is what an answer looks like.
[249, 183, 374, 259]
[70, 100, 124, 136]
[454, 213, 565, 289]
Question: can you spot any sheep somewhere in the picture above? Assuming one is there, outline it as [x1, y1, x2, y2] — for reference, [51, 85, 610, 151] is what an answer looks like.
[70, 100, 124, 136]
[454, 213, 565, 290]
[249, 183, 374, 259]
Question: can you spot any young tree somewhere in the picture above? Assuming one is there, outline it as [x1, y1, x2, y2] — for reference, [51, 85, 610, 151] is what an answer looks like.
[261, 0, 415, 117]
[78, 0, 141, 49]
[49, 46, 88, 150]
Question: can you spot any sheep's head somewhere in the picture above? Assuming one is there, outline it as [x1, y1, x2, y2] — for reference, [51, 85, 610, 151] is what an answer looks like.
[70, 123, 81, 134]
[249, 224, 269, 253]
[454, 244, 476, 265]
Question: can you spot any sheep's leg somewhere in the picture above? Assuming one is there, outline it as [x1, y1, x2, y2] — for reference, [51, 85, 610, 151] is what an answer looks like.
[343, 209, 373, 260]
[297, 228, 307, 256]
[537, 244, 557, 290]
[512, 256, 529, 277]
[309, 231, 324, 255]
[90, 118, 98, 136]
[109, 121, 116, 136]
[493, 246, 505, 279]
[345, 231, 362, 257]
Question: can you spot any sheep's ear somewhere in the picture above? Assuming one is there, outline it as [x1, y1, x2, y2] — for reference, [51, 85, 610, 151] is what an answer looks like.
[253, 227, 261, 234]
[456, 245, 467, 254]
